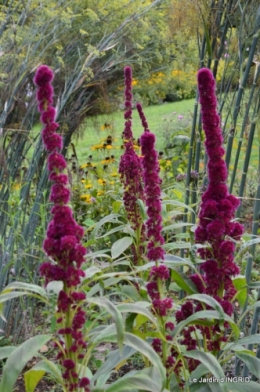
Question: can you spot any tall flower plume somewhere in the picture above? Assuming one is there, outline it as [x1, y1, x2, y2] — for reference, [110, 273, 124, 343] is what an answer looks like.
[195, 67, 243, 302]
[175, 69, 244, 372]
[34, 65, 90, 392]
[119, 66, 145, 265]
[138, 101, 173, 368]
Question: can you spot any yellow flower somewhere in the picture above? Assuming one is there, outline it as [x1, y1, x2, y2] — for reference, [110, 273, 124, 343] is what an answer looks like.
[80, 194, 91, 203]
[98, 179, 106, 185]
[111, 172, 118, 177]
[81, 179, 86, 183]
[97, 191, 104, 196]
[132, 79, 138, 86]
[91, 144, 103, 150]
[109, 181, 114, 185]
[85, 184, 92, 189]
[106, 145, 113, 149]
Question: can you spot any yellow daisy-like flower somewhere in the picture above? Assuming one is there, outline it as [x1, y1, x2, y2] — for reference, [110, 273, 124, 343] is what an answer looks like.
[97, 191, 104, 196]
[111, 172, 118, 177]
[98, 179, 106, 185]
[85, 184, 92, 189]
[81, 179, 86, 183]
[91, 144, 103, 150]
[106, 145, 113, 149]
[80, 194, 91, 202]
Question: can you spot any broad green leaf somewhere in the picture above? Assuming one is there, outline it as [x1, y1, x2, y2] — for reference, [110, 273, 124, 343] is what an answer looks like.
[95, 224, 127, 239]
[92, 213, 122, 237]
[111, 236, 133, 259]
[0, 334, 52, 392]
[112, 201, 122, 213]
[164, 254, 196, 270]
[235, 351, 260, 379]
[0, 291, 47, 304]
[186, 294, 225, 321]
[92, 332, 166, 386]
[163, 241, 191, 250]
[161, 199, 195, 213]
[123, 333, 166, 386]
[224, 334, 260, 351]
[91, 346, 136, 385]
[24, 358, 63, 392]
[83, 266, 102, 279]
[232, 276, 247, 308]
[85, 249, 110, 258]
[2, 282, 47, 299]
[0, 346, 16, 360]
[106, 370, 162, 392]
[87, 298, 124, 352]
[161, 222, 194, 232]
[170, 270, 198, 294]
[172, 310, 239, 339]
[183, 351, 227, 392]
[117, 303, 158, 328]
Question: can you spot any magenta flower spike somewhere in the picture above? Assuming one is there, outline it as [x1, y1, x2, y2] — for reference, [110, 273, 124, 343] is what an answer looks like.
[137, 100, 173, 367]
[119, 66, 145, 264]
[195, 68, 243, 302]
[34, 65, 90, 392]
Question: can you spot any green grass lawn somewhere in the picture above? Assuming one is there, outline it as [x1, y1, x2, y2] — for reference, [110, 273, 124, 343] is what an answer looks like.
[72, 99, 195, 164]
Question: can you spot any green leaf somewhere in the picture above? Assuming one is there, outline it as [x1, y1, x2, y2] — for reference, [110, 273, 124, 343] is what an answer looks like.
[136, 199, 147, 220]
[91, 346, 136, 385]
[87, 298, 124, 352]
[117, 302, 159, 329]
[164, 254, 196, 270]
[172, 310, 239, 339]
[0, 346, 16, 360]
[92, 213, 122, 238]
[235, 351, 260, 379]
[2, 282, 47, 299]
[0, 334, 52, 392]
[161, 222, 194, 232]
[161, 199, 195, 213]
[186, 294, 225, 321]
[111, 236, 133, 259]
[224, 334, 260, 351]
[123, 333, 166, 386]
[163, 241, 191, 251]
[95, 224, 127, 239]
[112, 200, 122, 213]
[24, 368, 45, 392]
[24, 359, 63, 392]
[183, 351, 227, 392]
[170, 270, 198, 294]
[0, 291, 46, 304]
[105, 371, 162, 392]
[232, 276, 247, 308]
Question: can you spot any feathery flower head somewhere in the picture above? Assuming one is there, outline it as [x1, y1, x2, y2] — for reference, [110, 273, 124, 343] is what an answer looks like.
[34, 65, 89, 391]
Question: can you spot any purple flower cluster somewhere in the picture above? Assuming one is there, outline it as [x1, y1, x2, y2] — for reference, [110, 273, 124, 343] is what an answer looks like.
[174, 69, 244, 373]
[195, 68, 243, 302]
[139, 104, 165, 263]
[119, 66, 145, 264]
[34, 65, 90, 392]
[137, 100, 173, 365]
